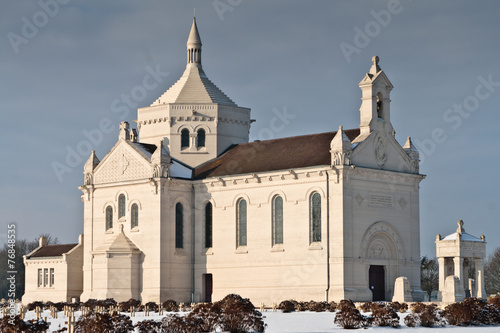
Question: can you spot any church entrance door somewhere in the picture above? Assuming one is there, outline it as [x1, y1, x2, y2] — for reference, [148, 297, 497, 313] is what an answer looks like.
[369, 265, 385, 301]
[202, 274, 213, 302]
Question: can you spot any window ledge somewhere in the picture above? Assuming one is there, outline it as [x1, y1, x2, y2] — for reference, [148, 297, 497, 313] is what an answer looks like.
[175, 248, 186, 256]
[118, 217, 126, 222]
[105, 230, 114, 234]
[203, 248, 214, 256]
[130, 227, 139, 233]
[180, 150, 209, 154]
[308, 243, 323, 251]
[235, 247, 248, 254]
[271, 245, 284, 252]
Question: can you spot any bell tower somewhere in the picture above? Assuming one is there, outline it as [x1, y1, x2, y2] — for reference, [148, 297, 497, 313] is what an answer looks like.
[136, 17, 251, 167]
[358, 56, 394, 136]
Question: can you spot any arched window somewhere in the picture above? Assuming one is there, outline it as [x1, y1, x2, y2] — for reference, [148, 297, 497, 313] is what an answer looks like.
[118, 194, 126, 218]
[197, 129, 206, 148]
[106, 206, 113, 230]
[310, 192, 321, 243]
[237, 199, 247, 247]
[175, 203, 183, 249]
[181, 129, 190, 148]
[205, 202, 213, 248]
[131, 203, 139, 228]
[272, 195, 283, 245]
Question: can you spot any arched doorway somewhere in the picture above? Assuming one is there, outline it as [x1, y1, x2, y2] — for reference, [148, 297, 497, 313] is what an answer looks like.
[361, 222, 404, 301]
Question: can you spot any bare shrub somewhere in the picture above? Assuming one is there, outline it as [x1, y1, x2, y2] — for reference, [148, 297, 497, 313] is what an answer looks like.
[135, 319, 162, 333]
[410, 302, 426, 314]
[162, 299, 179, 312]
[308, 301, 328, 312]
[216, 294, 266, 333]
[75, 312, 134, 333]
[161, 314, 190, 333]
[296, 301, 308, 312]
[26, 301, 45, 311]
[416, 304, 444, 328]
[328, 301, 337, 312]
[338, 299, 355, 311]
[372, 305, 400, 328]
[359, 302, 372, 313]
[118, 298, 141, 312]
[390, 301, 408, 313]
[404, 313, 417, 327]
[489, 295, 500, 308]
[443, 297, 500, 326]
[278, 300, 296, 313]
[334, 307, 369, 329]
[369, 302, 385, 313]
[187, 302, 221, 332]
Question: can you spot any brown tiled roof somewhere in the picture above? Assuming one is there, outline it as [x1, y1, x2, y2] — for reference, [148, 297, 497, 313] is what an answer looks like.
[193, 128, 360, 179]
[29, 244, 78, 258]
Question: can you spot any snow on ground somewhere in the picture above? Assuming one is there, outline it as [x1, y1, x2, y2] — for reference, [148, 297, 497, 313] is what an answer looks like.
[20, 309, 500, 332]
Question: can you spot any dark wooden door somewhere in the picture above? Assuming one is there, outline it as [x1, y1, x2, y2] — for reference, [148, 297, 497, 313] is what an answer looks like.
[369, 265, 385, 301]
[203, 274, 213, 302]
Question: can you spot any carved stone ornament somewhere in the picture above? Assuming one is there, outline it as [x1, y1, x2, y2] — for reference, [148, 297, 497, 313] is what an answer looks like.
[374, 134, 388, 167]
[332, 151, 352, 166]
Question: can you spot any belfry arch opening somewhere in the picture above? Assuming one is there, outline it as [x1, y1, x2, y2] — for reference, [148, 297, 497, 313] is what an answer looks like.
[376, 93, 384, 120]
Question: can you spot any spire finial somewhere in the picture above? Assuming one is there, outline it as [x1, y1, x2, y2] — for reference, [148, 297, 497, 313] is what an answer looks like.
[457, 219, 465, 234]
[369, 56, 382, 74]
[187, 16, 202, 66]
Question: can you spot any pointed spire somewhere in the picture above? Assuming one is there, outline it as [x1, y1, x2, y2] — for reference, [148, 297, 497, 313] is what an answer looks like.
[330, 126, 352, 166]
[187, 17, 202, 66]
[84, 150, 100, 174]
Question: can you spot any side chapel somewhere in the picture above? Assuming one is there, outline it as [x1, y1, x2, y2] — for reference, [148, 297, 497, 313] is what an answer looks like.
[23, 17, 425, 305]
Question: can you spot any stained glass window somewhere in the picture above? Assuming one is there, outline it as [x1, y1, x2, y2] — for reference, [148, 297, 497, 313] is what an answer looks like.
[237, 199, 247, 247]
[175, 203, 183, 248]
[273, 196, 283, 245]
[311, 193, 321, 243]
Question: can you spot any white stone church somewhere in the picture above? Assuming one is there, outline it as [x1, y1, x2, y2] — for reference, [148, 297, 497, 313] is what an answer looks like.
[23, 18, 426, 305]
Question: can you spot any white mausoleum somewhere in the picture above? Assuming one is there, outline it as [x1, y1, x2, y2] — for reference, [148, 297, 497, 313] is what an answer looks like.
[23, 18, 426, 305]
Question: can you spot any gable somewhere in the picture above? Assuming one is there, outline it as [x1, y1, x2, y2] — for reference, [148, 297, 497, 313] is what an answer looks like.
[351, 130, 416, 173]
[93, 141, 153, 184]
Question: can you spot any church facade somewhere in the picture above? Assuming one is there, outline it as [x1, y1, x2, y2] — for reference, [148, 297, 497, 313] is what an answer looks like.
[23, 18, 425, 305]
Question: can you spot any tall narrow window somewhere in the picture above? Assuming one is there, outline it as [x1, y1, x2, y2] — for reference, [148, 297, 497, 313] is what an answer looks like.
[131, 204, 139, 228]
[50, 268, 54, 286]
[37, 269, 42, 287]
[310, 192, 322, 243]
[272, 195, 284, 245]
[106, 206, 113, 230]
[237, 199, 247, 247]
[197, 129, 206, 148]
[44, 268, 48, 287]
[181, 129, 190, 148]
[205, 202, 213, 248]
[175, 203, 183, 249]
[118, 194, 126, 218]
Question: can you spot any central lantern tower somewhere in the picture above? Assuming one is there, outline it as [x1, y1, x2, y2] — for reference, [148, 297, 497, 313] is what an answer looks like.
[136, 18, 251, 167]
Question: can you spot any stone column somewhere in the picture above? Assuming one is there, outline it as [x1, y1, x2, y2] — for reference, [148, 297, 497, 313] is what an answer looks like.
[453, 257, 465, 295]
[474, 258, 486, 299]
[438, 257, 446, 298]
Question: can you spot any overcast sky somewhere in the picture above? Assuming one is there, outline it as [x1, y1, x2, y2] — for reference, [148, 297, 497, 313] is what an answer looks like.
[1, 0, 499, 258]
